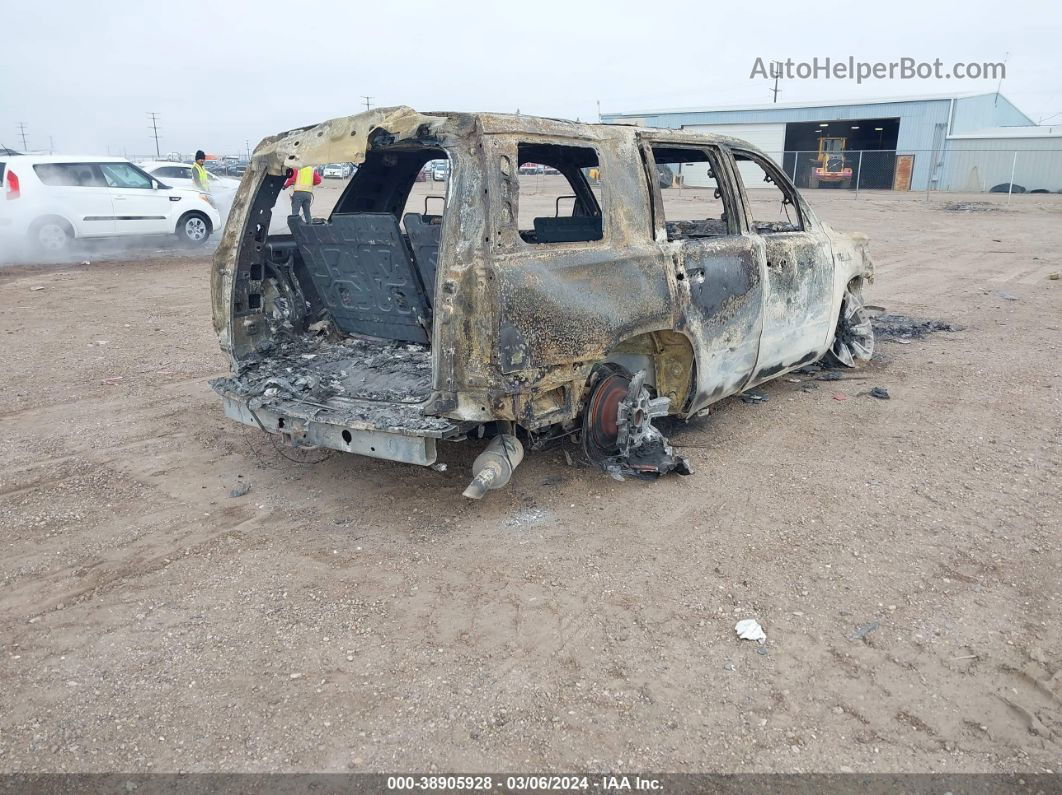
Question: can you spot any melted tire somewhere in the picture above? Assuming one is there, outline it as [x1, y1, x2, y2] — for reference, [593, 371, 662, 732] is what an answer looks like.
[826, 285, 875, 367]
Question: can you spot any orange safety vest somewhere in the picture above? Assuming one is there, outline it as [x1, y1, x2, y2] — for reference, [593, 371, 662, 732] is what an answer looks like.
[294, 166, 315, 193]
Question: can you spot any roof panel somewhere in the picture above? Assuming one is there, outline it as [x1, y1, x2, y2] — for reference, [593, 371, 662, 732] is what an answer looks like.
[604, 92, 995, 118]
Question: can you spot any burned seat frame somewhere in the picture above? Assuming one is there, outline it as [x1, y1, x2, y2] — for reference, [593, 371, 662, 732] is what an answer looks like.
[288, 213, 432, 344]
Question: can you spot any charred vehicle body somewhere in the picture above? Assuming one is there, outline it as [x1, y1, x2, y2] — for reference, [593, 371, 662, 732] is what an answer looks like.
[210, 107, 874, 497]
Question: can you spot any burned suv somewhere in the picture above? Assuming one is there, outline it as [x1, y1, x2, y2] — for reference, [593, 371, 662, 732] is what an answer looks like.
[210, 107, 874, 497]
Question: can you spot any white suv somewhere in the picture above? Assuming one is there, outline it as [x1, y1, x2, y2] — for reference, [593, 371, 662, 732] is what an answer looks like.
[0, 155, 222, 254]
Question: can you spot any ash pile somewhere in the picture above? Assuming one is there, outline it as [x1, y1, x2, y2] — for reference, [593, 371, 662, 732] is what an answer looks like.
[211, 334, 433, 407]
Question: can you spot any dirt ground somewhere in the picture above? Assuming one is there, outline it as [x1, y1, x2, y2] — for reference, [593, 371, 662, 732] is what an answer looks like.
[1, 189, 1060, 774]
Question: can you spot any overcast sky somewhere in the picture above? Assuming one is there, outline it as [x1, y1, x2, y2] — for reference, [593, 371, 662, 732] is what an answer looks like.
[3, 0, 1058, 158]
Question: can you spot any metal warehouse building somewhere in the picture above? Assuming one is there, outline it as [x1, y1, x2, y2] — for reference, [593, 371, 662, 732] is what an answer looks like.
[602, 92, 1060, 193]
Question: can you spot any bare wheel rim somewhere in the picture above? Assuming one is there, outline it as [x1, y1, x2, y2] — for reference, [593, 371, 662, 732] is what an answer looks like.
[184, 217, 208, 241]
[830, 288, 874, 367]
[38, 223, 68, 251]
[584, 372, 629, 459]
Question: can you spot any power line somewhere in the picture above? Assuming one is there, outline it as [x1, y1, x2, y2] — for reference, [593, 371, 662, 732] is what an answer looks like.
[17, 122, 29, 151]
[147, 112, 161, 158]
[361, 96, 374, 111]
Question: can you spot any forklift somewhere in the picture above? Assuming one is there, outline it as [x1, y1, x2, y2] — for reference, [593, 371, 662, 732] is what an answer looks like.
[808, 136, 853, 188]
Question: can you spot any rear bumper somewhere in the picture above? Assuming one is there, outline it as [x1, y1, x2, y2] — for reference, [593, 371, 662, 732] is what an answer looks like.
[221, 395, 440, 464]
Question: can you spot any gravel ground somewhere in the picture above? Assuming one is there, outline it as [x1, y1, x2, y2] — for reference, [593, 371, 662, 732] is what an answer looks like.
[1, 190, 1060, 774]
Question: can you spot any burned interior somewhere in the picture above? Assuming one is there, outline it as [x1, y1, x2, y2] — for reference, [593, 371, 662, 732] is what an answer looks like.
[649, 146, 732, 240]
[210, 107, 875, 497]
[515, 143, 602, 244]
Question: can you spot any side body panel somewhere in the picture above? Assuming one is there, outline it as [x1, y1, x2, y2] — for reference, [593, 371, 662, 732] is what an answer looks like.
[639, 137, 765, 413]
[110, 186, 173, 235]
[670, 233, 764, 410]
[479, 130, 674, 427]
[64, 184, 117, 237]
[726, 147, 837, 384]
[32, 167, 117, 237]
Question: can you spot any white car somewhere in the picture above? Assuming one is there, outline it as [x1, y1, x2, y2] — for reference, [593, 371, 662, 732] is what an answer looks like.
[0, 155, 221, 253]
[140, 160, 240, 215]
[322, 163, 353, 179]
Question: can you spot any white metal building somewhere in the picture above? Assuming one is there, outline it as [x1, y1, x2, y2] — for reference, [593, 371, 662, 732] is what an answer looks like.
[601, 93, 1058, 192]
[940, 126, 1062, 192]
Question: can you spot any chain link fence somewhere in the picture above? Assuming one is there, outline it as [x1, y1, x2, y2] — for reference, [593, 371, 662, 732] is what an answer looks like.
[736, 148, 1062, 197]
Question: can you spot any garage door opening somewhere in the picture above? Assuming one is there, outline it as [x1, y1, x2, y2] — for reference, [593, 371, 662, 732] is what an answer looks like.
[679, 123, 786, 187]
[782, 118, 900, 189]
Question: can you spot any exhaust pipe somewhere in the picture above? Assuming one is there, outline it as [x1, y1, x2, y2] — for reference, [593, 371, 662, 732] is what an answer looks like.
[462, 434, 524, 499]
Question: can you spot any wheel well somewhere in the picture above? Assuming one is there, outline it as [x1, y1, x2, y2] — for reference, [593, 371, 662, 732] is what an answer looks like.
[830, 276, 865, 336]
[177, 210, 212, 234]
[845, 275, 866, 298]
[30, 215, 75, 237]
[603, 330, 696, 415]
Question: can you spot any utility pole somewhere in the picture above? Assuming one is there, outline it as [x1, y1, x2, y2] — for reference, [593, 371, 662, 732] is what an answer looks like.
[596, 99, 602, 122]
[245, 139, 252, 161]
[17, 122, 29, 151]
[769, 61, 782, 103]
[147, 112, 162, 157]
[361, 96, 374, 111]
[993, 52, 1009, 107]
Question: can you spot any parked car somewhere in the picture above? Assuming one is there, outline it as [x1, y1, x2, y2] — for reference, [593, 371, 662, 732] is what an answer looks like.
[430, 161, 449, 181]
[322, 162, 353, 179]
[141, 160, 239, 194]
[0, 155, 222, 253]
[518, 162, 543, 175]
[211, 107, 873, 498]
[140, 160, 240, 217]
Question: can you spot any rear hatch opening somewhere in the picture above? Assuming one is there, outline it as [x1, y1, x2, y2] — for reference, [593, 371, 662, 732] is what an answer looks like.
[211, 143, 472, 462]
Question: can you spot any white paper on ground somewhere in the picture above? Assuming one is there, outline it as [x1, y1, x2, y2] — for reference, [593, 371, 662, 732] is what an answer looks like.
[735, 618, 766, 642]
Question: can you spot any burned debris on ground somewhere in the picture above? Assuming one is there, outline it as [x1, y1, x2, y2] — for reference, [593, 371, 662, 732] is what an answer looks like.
[942, 201, 1006, 213]
[871, 313, 961, 341]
